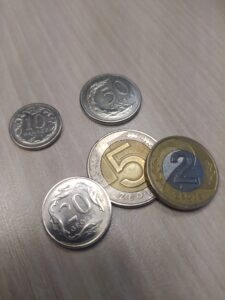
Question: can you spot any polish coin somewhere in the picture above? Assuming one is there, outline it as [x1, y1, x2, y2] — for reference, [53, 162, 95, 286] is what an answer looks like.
[87, 130, 157, 207]
[146, 136, 219, 211]
[42, 177, 112, 249]
[80, 74, 142, 125]
[9, 103, 62, 150]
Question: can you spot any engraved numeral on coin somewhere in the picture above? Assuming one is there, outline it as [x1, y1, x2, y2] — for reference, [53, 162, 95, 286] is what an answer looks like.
[168, 150, 201, 187]
[34, 113, 46, 128]
[113, 80, 129, 95]
[25, 113, 46, 130]
[106, 143, 145, 188]
[101, 86, 116, 105]
[72, 194, 91, 214]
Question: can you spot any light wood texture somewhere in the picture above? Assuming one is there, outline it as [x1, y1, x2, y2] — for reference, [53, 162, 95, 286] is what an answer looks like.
[1, 1, 225, 299]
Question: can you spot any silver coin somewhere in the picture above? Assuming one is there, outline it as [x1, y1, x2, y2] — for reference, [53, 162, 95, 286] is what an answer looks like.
[80, 74, 142, 125]
[87, 130, 157, 207]
[42, 177, 112, 249]
[9, 103, 62, 150]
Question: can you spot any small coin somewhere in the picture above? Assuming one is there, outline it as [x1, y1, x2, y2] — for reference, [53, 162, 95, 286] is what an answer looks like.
[80, 74, 142, 125]
[146, 136, 219, 211]
[87, 130, 157, 207]
[9, 103, 62, 150]
[42, 177, 112, 249]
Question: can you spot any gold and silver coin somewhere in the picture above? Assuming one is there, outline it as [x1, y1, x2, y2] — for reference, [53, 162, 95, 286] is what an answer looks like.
[9, 103, 62, 150]
[80, 74, 142, 125]
[87, 130, 157, 207]
[42, 177, 112, 249]
[146, 136, 219, 211]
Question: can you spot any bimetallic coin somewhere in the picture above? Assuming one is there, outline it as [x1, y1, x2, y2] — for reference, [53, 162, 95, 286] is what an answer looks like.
[42, 177, 112, 249]
[146, 136, 219, 211]
[80, 74, 142, 125]
[87, 130, 157, 207]
[9, 103, 62, 150]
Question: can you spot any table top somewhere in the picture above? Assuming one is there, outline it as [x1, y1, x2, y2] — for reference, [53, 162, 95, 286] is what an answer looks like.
[1, 1, 225, 299]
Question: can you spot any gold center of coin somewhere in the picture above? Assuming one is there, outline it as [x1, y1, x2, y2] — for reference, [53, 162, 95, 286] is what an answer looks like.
[100, 139, 150, 193]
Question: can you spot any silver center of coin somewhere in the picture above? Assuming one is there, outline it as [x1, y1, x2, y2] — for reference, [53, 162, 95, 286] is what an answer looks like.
[9, 103, 62, 150]
[87, 130, 157, 207]
[80, 74, 142, 125]
[42, 177, 112, 249]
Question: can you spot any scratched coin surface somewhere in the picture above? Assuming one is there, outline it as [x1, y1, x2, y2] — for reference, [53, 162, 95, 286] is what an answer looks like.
[9, 103, 62, 150]
[87, 130, 157, 207]
[80, 74, 142, 125]
[42, 177, 112, 249]
[146, 136, 219, 211]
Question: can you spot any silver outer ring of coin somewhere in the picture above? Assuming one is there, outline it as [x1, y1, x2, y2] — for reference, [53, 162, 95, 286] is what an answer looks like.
[80, 74, 142, 125]
[9, 103, 62, 150]
[87, 130, 157, 208]
[42, 177, 112, 249]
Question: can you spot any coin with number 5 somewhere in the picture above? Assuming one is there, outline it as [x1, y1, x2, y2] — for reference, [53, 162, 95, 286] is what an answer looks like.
[87, 130, 157, 207]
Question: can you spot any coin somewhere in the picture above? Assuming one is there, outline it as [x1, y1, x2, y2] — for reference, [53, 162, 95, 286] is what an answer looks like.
[9, 103, 62, 150]
[87, 130, 157, 207]
[42, 177, 112, 249]
[80, 74, 142, 125]
[146, 136, 219, 211]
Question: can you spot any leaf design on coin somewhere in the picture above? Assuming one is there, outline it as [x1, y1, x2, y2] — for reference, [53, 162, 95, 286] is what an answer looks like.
[54, 185, 73, 200]
[88, 187, 105, 211]
[67, 220, 102, 241]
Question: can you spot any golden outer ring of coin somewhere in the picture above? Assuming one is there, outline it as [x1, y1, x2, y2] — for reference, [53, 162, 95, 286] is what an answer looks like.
[146, 136, 219, 211]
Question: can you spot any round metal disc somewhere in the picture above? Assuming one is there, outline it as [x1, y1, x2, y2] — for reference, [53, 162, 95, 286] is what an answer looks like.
[9, 103, 62, 150]
[146, 136, 219, 211]
[42, 177, 112, 249]
[80, 74, 142, 125]
[87, 130, 157, 207]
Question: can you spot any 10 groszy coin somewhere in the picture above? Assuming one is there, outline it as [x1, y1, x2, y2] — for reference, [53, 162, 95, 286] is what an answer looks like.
[9, 103, 62, 150]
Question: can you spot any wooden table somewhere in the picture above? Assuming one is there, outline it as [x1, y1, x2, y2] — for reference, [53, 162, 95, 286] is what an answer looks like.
[1, 1, 225, 299]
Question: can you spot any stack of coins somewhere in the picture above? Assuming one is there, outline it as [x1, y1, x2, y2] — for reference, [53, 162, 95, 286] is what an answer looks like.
[9, 74, 219, 249]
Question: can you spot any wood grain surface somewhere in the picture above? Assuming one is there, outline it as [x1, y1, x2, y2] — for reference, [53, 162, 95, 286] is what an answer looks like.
[1, 1, 225, 299]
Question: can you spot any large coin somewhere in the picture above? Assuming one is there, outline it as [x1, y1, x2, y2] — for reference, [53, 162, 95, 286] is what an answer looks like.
[42, 177, 112, 249]
[87, 130, 157, 207]
[146, 136, 219, 211]
[9, 103, 62, 150]
[80, 74, 142, 125]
